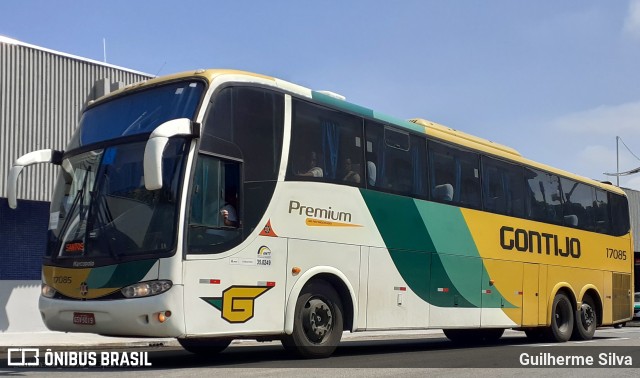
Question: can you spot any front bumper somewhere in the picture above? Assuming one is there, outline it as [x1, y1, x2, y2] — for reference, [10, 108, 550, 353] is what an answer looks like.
[39, 284, 185, 337]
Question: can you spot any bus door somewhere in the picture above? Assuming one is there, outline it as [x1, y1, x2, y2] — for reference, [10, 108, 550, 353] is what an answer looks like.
[182, 156, 287, 336]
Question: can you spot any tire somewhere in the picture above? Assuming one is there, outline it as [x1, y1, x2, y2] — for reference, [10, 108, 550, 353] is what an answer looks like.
[178, 337, 231, 355]
[572, 295, 597, 340]
[443, 328, 504, 344]
[282, 280, 344, 358]
[614, 322, 625, 329]
[545, 292, 574, 342]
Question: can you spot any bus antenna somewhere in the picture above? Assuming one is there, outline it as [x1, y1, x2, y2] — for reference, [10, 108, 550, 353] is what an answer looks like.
[103, 38, 107, 63]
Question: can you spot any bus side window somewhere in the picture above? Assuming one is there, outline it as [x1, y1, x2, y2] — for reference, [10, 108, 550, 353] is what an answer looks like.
[187, 155, 242, 254]
[609, 192, 630, 236]
[365, 121, 384, 188]
[287, 99, 364, 186]
[429, 141, 480, 209]
[525, 169, 563, 225]
[593, 188, 610, 234]
[481, 156, 525, 217]
[560, 178, 597, 231]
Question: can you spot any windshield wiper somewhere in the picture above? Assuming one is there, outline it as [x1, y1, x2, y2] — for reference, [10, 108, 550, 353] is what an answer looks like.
[85, 165, 120, 261]
[54, 167, 91, 259]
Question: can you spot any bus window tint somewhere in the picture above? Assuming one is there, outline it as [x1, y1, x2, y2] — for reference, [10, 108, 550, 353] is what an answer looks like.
[201, 87, 284, 245]
[410, 135, 428, 198]
[610, 193, 630, 236]
[593, 188, 610, 234]
[188, 155, 242, 254]
[365, 121, 383, 188]
[560, 178, 596, 230]
[287, 99, 364, 185]
[525, 169, 563, 225]
[429, 141, 481, 209]
[203, 87, 284, 182]
[363, 123, 427, 198]
[382, 127, 412, 195]
[481, 157, 525, 217]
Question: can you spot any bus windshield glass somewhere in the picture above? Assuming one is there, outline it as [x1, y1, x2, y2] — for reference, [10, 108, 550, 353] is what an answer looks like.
[47, 139, 188, 261]
[69, 80, 205, 148]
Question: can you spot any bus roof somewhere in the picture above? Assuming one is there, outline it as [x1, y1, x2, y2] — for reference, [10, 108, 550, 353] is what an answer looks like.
[90, 69, 626, 196]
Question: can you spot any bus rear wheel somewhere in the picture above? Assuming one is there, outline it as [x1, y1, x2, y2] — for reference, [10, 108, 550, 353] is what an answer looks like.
[178, 337, 231, 355]
[572, 295, 597, 340]
[546, 292, 574, 342]
[443, 328, 504, 344]
[282, 280, 344, 358]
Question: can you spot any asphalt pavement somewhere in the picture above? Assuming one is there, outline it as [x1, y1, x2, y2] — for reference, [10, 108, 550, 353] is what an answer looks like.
[1, 323, 637, 351]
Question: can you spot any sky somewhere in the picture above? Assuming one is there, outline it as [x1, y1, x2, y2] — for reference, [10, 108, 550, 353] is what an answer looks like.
[2, 1, 640, 189]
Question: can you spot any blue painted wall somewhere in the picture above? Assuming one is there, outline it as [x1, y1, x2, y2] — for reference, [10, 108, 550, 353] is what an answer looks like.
[0, 198, 48, 280]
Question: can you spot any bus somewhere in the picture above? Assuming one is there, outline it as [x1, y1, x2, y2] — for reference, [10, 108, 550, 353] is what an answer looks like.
[7, 69, 634, 358]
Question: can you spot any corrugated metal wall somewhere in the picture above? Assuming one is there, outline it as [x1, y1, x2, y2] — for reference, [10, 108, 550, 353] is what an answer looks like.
[622, 187, 640, 252]
[0, 40, 151, 202]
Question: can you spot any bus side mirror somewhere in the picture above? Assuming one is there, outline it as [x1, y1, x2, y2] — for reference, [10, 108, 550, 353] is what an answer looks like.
[7, 149, 62, 209]
[143, 118, 199, 191]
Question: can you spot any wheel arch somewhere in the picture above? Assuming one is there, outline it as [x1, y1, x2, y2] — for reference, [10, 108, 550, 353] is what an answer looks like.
[546, 283, 577, 324]
[284, 266, 358, 335]
[579, 285, 603, 327]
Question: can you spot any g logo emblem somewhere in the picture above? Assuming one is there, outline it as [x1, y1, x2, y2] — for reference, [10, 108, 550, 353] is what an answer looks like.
[201, 285, 273, 323]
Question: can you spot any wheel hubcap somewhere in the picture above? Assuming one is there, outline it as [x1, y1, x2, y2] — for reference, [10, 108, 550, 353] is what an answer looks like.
[581, 303, 595, 328]
[303, 298, 333, 343]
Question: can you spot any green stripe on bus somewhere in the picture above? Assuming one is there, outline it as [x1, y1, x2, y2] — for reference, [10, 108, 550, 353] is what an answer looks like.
[85, 265, 117, 287]
[417, 202, 515, 308]
[415, 201, 480, 258]
[360, 190, 433, 301]
[362, 190, 515, 309]
[311, 91, 375, 118]
[88, 259, 158, 288]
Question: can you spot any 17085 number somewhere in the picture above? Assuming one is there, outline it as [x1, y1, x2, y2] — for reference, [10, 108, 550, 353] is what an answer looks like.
[606, 248, 627, 260]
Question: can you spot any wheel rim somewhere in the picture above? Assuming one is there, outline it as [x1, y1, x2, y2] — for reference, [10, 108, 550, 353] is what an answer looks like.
[581, 303, 595, 328]
[302, 297, 334, 344]
[554, 298, 572, 333]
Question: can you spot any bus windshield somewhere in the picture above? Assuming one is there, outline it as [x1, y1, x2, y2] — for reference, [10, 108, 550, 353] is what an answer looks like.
[48, 139, 188, 261]
[68, 80, 205, 148]
[45, 80, 205, 262]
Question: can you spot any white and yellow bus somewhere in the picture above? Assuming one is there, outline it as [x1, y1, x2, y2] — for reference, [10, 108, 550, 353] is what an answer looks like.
[7, 70, 633, 358]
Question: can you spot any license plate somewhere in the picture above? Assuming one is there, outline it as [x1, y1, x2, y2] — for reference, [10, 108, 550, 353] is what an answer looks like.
[73, 312, 95, 325]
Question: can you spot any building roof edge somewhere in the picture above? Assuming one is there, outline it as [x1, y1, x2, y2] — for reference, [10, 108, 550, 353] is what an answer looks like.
[0, 35, 153, 78]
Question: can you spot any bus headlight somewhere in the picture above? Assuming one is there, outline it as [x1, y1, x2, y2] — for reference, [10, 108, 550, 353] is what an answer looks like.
[41, 283, 57, 298]
[121, 280, 172, 298]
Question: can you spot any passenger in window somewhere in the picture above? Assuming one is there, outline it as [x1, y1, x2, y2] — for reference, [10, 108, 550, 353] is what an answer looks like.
[220, 188, 239, 228]
[342, 157, 361, 183]
[366, 152, 377, 186]
[297, 151, 323, 178]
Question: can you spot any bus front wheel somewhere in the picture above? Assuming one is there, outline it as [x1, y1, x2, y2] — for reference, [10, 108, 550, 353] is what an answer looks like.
[282, 280, 344, 358]
[546, 292, 574, 342]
